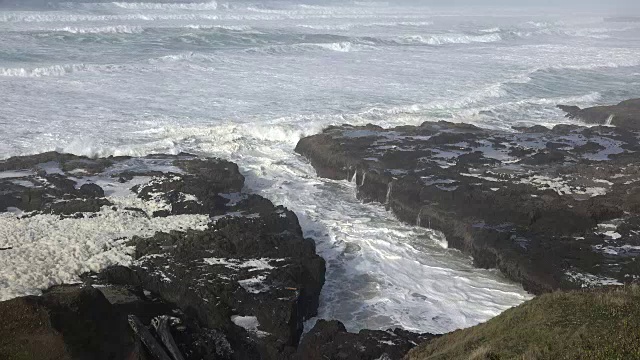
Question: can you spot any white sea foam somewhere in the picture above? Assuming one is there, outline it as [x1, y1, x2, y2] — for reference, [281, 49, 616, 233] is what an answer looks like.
[565, 271, 623, 287]
[396, 33, 502, 45]
[314, 42, 355, 52]
[479, 27, 501, 33]
[111, 1, 219, 10]
[182, 24, 253, 31]
[0, 175, 211, 301]
[51, 25, 144, 34]
[231, 315, 270, 337]
[0, 13, 222, 23]
[203, 257, 284, 271]
[246, 41, 373, 54]
[0, 63, 132, 77]
[0, 64, 90, 77]
[149, 52, 222, 64]
[296, 21, 433, 31]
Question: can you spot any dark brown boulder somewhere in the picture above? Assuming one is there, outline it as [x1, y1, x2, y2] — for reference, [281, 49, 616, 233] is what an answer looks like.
[0, 285, 141, 360]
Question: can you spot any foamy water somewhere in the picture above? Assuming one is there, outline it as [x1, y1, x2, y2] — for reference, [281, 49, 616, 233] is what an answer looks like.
[1, 0, 639, 334]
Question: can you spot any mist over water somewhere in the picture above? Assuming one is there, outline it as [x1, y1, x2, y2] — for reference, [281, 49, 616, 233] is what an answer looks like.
[1, 0, 639, 333]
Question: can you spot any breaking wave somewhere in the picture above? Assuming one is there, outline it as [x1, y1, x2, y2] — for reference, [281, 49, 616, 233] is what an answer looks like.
[111, 1, 218, 10]
[479, 27, 501, 33]
[395, 33, 502, 45]
[182, 24, 253, 31]
[0, 64, 90, 77]
[296, 21, 433, 31]
[245, 41, 372, 54]
[50, 25, 144, 34]
[0, 63, 136, 77]
[0, 13, 221, 23]
[313, 42, 357, 52]
[149, 52, 224, 64]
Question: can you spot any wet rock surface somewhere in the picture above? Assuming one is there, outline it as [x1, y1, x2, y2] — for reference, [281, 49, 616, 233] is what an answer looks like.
[295, 320, 435, 360]
[0, 152, 328, 359]
[559, 98, 640, 130]
[296, 120, 640, 294]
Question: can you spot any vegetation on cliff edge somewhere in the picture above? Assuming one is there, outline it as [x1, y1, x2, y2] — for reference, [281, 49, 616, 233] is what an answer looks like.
[406, 286, 640, 360]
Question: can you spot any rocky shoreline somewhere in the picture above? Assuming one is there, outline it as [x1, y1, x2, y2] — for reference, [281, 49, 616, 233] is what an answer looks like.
[296, 105, 640, 294]
[0, 152, 427, 359]
[2, 99, 640, 359]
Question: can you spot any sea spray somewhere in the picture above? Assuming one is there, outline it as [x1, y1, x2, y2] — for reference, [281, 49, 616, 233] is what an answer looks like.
[385, 181, 393, 206]
[605, 114, 615, 126]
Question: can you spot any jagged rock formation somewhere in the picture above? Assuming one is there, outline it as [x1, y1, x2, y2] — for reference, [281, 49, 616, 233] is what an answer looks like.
[0, 152, 427, 359]
[296, 121, 640, 294]
[0, 152, 325, 359]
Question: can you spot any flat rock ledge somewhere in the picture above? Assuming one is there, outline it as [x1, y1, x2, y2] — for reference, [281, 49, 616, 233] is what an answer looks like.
[0, 152, 427, 360]
[296, 119, 640, 294]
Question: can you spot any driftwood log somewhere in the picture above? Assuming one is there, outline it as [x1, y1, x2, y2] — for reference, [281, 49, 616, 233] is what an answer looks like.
[128, 315, 172, 360]
[152, 316, 186, 360]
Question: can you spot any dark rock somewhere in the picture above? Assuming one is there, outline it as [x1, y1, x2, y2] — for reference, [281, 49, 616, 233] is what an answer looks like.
[574, 141, 606, 154]
[48, 198, 112, 215]
[557, 105, 581, 115]
[0, 285, 141, 360]
[80, 183, 105, 198]
[293, 320, 436, 360]
[104, 204, 325, 358]
[558, 98, 640, 130]
[296, 120, 640, 294]
[514, 124, 550, 133]
[1, 152, 326, 360]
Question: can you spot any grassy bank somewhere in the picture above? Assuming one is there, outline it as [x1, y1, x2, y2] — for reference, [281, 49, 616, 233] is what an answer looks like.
[407, 286, 640, 360]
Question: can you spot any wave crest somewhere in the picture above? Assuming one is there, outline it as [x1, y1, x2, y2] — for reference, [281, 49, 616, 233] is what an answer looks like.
[297, 21, 433, 31]
[51, 25, 144, 34]
[396, 33, 502, 45]
[0, 64, 89, 77]
[244, 41, 375, 55]
[0, 63, 134, 77]
[183, 24, 253, 31]
[111, 1, 218, 10]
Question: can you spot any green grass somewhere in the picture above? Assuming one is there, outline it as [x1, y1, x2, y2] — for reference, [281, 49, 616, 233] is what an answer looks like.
[406, 286, 640, 360]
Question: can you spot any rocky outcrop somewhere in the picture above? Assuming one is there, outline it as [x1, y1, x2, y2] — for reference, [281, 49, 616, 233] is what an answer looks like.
[558, 98, 640, 130]
[0, 285, 141, 360]
[0, 152, 326, 359]
[295, 320, 435, 360]
[296, 121, 640, 294]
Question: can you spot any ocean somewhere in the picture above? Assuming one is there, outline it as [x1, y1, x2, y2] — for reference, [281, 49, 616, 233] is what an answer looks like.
[0, 0, 638, 334]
